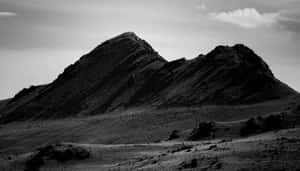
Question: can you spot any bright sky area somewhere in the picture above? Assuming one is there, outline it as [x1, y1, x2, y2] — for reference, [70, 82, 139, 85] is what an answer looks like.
[0, 0, 299, 99]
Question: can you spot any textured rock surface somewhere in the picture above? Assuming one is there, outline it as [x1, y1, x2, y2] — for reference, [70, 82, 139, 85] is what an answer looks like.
[25, 143, 90, 171]
[0, 32, 297, 122]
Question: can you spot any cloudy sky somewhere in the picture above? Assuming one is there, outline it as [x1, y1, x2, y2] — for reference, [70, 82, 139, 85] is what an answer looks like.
[0, 0, 300, 98]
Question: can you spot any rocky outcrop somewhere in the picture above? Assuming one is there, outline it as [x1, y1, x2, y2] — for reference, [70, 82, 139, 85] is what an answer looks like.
[0, 32, 297, 122]
[25, 143, 90, 171]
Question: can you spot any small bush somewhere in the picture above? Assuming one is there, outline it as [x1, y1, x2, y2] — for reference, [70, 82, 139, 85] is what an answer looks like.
[187, 121, 216, 140]
[168, 130, 180, 140]
[262, 114, 284, 131]
[240, 114, 285, 136]
[240, 118, 260, 136]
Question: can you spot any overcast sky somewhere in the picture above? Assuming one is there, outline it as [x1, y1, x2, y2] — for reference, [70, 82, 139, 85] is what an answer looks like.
[0, 0, 299, 99]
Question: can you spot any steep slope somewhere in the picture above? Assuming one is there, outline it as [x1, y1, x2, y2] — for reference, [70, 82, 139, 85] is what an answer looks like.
[0, 32, 166, 121]
[0, 32, 297, 122]
[128, 44, 295, 107]
[0, 99, 10, 112]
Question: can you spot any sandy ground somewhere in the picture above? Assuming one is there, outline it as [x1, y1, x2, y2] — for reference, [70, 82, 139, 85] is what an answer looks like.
[0, 96, 299, 171]
[0, 96, 297, 155]
[1, 127, 300, 171]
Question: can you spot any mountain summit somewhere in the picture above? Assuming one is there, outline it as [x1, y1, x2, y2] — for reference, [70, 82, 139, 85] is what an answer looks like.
[0, 32, 296, 122]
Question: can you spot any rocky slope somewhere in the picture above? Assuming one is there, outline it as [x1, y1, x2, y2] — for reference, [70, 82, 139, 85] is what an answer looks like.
[0, 32, 297, 122]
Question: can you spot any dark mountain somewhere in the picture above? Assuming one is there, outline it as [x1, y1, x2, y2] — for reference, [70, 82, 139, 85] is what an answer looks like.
[0, 32, 297, 122]
[0, 99, 10, 111]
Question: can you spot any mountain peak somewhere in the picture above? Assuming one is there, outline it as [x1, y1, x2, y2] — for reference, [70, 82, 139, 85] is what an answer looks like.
[204, 44, 273, 77]
[206, 44, 255, 59]
[0, 33, 296, 122]
[206, 44, 254, 56]
[100, 32, 164, 63]
[117, 32, 139, 39]
[232, 44, 253, 52]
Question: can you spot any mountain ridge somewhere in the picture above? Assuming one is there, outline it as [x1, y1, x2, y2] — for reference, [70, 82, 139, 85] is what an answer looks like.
[0, 32, 297, 122]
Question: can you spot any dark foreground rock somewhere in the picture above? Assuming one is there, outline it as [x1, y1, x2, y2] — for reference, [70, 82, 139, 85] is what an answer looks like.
[25, 143, 90, 171]
[187, 121, 216, 140]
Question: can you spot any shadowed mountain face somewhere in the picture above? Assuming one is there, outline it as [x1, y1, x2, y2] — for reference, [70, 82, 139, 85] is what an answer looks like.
[0, 32, 297, 122]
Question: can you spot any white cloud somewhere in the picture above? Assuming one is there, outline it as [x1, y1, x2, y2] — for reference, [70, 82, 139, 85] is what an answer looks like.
[0, 12, 17, 17]
[210, 8, 279, 29]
